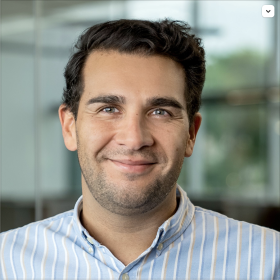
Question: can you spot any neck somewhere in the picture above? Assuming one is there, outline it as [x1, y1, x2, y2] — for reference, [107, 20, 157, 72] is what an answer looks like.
[80, 183, 178, 266]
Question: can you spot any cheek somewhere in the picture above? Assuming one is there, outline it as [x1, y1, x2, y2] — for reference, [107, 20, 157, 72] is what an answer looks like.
[156, 128, 188, 158]
[79, 120, 114, 152]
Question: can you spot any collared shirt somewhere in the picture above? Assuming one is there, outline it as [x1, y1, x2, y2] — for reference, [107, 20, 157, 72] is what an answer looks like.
[0, 185, 279, 280]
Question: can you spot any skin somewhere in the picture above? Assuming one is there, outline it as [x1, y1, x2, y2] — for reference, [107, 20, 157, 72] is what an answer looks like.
[59, 50, 201, 265]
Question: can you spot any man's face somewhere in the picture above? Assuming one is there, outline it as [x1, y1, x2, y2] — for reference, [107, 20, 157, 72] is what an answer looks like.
[61, 50, 199, 216]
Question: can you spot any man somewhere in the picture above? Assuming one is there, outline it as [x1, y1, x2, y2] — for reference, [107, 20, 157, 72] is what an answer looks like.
[0, 19, 279, 280]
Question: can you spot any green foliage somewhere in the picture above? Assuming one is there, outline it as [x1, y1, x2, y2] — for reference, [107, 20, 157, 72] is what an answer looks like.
[204, 50, 267, 94]
[179, 49, 269, 197]
[203, 106, 267, 194]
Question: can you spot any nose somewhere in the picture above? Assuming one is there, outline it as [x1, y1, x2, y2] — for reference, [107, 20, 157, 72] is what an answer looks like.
[114, 113, 154, 150]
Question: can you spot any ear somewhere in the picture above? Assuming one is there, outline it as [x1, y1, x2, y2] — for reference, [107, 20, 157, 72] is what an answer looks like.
[185, 112, 202, 157]
[58, 104, 77, 151]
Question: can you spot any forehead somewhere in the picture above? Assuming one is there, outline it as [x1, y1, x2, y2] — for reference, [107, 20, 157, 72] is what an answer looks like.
[82, 50, 186, 104]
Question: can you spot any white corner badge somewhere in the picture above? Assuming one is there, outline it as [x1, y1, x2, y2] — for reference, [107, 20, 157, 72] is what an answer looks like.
[262, 5, 275, 17]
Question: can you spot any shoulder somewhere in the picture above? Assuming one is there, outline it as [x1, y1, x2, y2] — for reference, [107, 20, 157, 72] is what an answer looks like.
[192, 206, 280, 279]
[0, 210, 74, 243]
[194, 205, 280, 237]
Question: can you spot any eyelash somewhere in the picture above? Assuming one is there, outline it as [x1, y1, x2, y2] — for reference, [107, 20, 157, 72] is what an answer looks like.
[151, 109, 170, 116]
[101, 107, 119, 113]
[100, 107, 171, 117]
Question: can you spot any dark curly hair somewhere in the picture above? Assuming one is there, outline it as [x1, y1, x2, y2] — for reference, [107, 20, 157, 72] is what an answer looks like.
[62, 19, 206, 125]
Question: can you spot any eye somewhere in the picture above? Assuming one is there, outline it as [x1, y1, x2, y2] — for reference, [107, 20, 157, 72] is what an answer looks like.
[101, 107, 119, 113]
[152, 109, 170, 116]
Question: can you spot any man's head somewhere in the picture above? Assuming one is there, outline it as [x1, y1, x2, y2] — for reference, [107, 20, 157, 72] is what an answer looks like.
[62, 19, 205, 125]
[59, 19, 205, 216]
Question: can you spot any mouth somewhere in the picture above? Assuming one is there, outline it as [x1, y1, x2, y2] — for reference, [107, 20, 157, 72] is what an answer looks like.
[109, 159, 156, 174]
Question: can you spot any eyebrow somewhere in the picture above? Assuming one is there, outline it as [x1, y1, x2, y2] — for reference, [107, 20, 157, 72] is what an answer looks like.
[147, 97, 185, 110]
[86, 94, 185, 110]
[86, 95, 125, 106]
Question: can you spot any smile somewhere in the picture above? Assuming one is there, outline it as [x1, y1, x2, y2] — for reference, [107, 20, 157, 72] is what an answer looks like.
[109, 159, 156, 174]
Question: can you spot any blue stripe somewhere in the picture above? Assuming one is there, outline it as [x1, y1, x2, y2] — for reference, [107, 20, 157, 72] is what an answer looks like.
[250, 225, 262, 279]
[239, 222, 250, 279]
[201, 212, 214, 279]
[215, 216, 225, 279]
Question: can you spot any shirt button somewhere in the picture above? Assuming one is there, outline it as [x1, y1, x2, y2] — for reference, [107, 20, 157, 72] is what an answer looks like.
[122, 273, 129, 280]
[88, 247, 93, 254]
[87, 237, 94, 244]
[157, 243, 163, 250]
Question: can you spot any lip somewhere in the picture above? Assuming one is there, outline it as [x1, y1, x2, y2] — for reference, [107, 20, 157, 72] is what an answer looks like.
[109, 159, 156, 173]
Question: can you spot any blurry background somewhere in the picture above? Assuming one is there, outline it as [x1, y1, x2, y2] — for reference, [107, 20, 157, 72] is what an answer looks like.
[1, 1, 279, 232]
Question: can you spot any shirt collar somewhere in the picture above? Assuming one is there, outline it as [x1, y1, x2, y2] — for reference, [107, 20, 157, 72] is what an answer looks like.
[150, 184, 195, 248]
[73, 195, 85, 240]
[73, 184, 194, 248]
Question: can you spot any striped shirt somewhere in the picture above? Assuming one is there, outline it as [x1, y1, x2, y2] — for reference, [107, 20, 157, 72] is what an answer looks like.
[1, 185, 279, 280]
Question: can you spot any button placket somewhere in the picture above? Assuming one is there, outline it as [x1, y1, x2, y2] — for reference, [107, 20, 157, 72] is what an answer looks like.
[88, 247, 93, 254]
[82, 234, 94, 254]
[122, 273, 129, 280]
[87, 236, 94, 244]
[157, 243, 163, 251]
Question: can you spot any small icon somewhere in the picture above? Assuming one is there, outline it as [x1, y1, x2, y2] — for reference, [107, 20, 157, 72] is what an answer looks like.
[262, 5, 274, 17]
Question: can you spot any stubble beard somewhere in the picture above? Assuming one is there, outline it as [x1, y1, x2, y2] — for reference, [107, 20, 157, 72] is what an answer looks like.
[77, 138, 185, 216]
